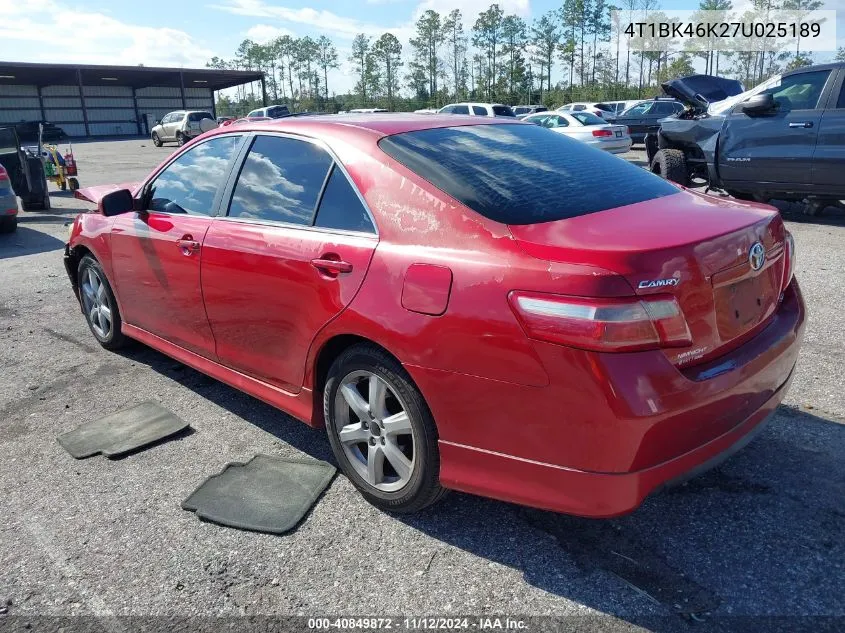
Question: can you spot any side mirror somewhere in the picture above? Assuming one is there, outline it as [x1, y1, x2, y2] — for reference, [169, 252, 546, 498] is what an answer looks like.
[154, 119, 161, 126]
[99, 189, 134, 217]
[739, 93, 776, 115]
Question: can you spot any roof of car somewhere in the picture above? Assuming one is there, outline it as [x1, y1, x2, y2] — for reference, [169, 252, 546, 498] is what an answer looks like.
[443, 102, 509, 108]
[214, 113, 520, 139]
[783, 61, 845, 75]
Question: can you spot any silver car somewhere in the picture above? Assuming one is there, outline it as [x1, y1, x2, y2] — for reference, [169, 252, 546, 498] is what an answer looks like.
[151, 111, 217, 147]
[523, 111, 632, 154]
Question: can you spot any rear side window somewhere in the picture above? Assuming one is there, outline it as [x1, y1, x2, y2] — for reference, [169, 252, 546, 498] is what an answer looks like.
[314, 166, 375, 233]
[378, 124, 678, 225]
[267, 106, 290, 118]
[472, 105, 487, 115]
[228, 135, 332, 225]
[492, 105, 515, 117]
[453, 105, 470, 114]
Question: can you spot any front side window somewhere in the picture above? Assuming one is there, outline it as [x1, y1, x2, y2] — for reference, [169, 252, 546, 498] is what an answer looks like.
[147, 135, 242, 215]
[314, 166, 375, 233]
[472, 105, 487, 115]
[760, 70, 832, 110]
[453, 105, 470, 114]
[379, 124, 678, 225]
[228, 135, 332, 225]
[623, 103, 651, 117]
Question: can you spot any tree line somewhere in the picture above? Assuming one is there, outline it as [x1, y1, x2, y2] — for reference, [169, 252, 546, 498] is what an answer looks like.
[208, 0, 827, 115]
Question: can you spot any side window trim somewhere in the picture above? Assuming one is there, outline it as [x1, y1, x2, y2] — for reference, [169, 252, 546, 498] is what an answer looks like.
[311, 163, 336, 226]
[139, 133, 247, 217]
[218, 131, 379, 236]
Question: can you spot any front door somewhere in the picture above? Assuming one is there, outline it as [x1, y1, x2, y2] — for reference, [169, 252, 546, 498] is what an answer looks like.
[718, 68, 834, 186]
[110, 133, 245, 358]
[812, 69, 845, 190]
[201, 134, 378, 392]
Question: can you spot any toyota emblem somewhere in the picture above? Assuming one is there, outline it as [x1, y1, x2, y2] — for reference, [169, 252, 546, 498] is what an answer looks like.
[749, 242, 765, 271]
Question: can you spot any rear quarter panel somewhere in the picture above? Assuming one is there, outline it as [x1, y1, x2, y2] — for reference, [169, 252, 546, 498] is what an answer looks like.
[303, 130, 635, 395]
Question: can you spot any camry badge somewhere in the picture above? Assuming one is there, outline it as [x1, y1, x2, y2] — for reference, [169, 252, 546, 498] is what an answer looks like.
[638, 278, 680, 289]
[749, 242, 765, 271]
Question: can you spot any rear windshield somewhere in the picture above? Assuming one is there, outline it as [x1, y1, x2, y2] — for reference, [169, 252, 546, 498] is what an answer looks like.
[595, 103, 615, 111]
[571, 112, 604, 125]
[378, 124, 677, 225]
[492, 105, 515, 117]
[188, 112, 213, 122]
[513, 107, 529, 115]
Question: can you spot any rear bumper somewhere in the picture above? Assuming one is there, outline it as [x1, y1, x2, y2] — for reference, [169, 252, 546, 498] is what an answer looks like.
[411, 280, 805, 517]
[438, 371, 788, 517]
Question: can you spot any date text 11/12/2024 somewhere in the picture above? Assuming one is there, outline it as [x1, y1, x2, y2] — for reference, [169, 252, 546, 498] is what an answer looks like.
[307, 617, 528, 630]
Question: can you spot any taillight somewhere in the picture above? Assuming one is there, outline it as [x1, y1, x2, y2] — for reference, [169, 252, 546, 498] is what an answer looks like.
[592, 129, 613, 137]
[783, 231, 795, 289]
[509, 292, 692, 352]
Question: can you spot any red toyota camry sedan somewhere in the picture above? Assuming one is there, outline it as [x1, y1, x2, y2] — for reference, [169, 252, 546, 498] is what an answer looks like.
[64, 115, 805, 517]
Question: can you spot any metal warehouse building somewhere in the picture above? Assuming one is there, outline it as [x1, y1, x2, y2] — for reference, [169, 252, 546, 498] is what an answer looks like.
[0, 62, 264, 138]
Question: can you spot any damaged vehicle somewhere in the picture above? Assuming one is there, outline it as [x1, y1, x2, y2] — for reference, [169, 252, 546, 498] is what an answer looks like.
[647, 64, 845, 214]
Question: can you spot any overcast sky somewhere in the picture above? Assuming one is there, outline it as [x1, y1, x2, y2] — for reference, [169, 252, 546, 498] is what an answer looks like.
[0, 0, 842, 96]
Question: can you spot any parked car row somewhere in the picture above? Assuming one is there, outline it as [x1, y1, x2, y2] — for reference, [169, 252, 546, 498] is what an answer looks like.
[67, 102, 804, 519]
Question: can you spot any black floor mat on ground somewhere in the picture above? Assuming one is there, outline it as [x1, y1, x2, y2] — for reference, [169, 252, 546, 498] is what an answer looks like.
[182, 455, 336, 534]
[57, 401, 189, 459]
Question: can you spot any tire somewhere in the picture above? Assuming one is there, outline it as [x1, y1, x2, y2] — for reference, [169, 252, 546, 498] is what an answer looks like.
[43, 193, 51, 210]
[324, 344, 447, 513]
[0, 216, 16, 233]
[69, 178, 79, 192]
[650, 149, 690, 187]
[77, 255, 128, 350]
[60, 180, 67, 191]
[176, 132, 185, 146]
[152, 132, 162, 147]
[21, 199, 37, 211]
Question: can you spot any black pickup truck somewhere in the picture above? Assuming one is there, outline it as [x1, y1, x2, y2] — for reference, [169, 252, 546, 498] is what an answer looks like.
[647, 64, 845, 214]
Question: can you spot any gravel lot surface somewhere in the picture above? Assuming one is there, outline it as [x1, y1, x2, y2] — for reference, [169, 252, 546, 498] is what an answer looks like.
[1, 139, 843, 632]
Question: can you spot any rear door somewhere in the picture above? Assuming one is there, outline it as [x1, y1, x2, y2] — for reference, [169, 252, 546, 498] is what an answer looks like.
[812, 69, 845, 191]
[718, 68, 834, 186]
[110, 133, 245, 358]
[201, 133, 378, 392]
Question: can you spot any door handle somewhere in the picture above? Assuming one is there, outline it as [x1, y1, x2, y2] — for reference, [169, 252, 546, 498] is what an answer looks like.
[176, 235, 200, 255]
[788, 121, 813, 128]
[311, 257, 353, 274]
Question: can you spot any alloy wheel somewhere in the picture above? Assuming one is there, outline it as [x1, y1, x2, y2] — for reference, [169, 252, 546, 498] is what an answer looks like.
[333, 370, 415, 493]
[80, 267, 112, 339]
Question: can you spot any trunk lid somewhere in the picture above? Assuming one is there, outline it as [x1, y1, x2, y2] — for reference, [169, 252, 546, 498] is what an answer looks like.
[508, 190, 787, 367]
